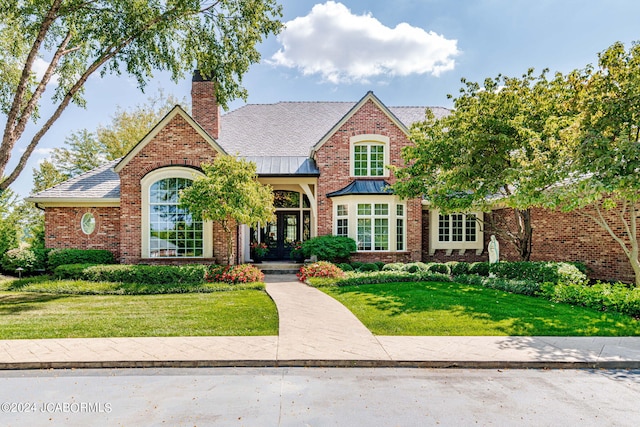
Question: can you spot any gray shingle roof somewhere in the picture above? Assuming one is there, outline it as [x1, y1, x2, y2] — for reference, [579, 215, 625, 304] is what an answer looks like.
[29, 98, 449, 201]
[28, 159, 121, 200]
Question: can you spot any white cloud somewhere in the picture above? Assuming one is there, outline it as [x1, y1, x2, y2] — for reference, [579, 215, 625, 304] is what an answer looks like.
[270, 1, 459, 84]
[32, 57, 59, 85]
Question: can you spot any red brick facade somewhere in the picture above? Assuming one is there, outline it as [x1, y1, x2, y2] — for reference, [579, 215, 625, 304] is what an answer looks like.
[314, 98, 422, 263]
[44, 207, 121, 258]
[117, 112, 222, 264]
[38, 85, 640, 283]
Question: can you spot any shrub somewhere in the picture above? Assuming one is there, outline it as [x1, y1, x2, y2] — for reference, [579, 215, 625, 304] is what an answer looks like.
[307, 270, 452, 287]
[337, 263, 354, 271]
[357, 262, 380, 272]
[1, 248, 38, 274]
[350, 261, 364, 271]
[206, 264, 264, 284]
[468, 262, 490, 276]
[402, 262, 429, 273]
[54, 263, 208, 285]
[298, 261, 344, 282]
[540, 281, 640, 318]
[489, 261, 587, 286]
[382, 263, 404, 271]
[455, 274, 541, 296]
[446, 261, 470, 276]
[301, 235, 357, 263]
[427, 263, 451, 275]
[48, 249, 114, 269]
[374, 261, 386, 271]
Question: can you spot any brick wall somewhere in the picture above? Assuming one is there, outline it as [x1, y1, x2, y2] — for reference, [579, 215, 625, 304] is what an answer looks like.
[422, 206, 639, 283]
[45, 207, 120, 258]
[314, 98, 423, 262]
[117, 112, 222, 264]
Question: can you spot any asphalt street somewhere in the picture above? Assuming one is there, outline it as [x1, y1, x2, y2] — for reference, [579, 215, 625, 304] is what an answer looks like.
[0, 367, 638, 426]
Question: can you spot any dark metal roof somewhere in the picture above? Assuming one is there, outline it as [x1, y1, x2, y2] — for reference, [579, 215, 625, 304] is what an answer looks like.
[327, 180, 393, 197]
[243, 156, 320, 176]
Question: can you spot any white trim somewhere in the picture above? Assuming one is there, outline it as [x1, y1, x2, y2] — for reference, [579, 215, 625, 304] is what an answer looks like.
[350, 134, 391, 178]
[26, 198, 120, 207]
[114, 106, 226, 173]
[311, 91, 410, 156]
[140, 167, 213, 259]
[331, 194, 406, 252]
[429, 210, 484, 255]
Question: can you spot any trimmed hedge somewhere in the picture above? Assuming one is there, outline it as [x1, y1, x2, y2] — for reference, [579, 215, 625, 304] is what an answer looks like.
[540, 281, 640, 318]
[54, 263, 207, 285]
[489, 261, 587, 286]
[446, 261, 471, 276]
[48, 249, 114, 269]
[307, 270, 451, 287]
[455, 274, 541, 296]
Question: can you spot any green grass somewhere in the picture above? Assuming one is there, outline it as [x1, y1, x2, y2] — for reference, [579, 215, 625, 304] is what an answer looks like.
[322, 281, 640, 336]
[0, 290, 278, 339]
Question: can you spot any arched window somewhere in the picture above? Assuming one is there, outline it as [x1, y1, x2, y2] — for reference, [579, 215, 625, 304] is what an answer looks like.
[350, 135, 390, 177]
[141, 167, 212, 258]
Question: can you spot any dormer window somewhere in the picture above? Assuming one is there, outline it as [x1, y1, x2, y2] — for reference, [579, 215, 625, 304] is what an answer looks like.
[350, 134, 390, 177]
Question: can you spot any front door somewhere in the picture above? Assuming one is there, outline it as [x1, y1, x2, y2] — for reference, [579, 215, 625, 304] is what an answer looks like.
[261, 211, 300, 260]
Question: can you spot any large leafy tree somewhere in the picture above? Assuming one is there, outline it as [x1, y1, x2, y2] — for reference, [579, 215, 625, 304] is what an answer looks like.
[0, 0, 283, 190]
[32, 91, 183, 190]
[179, 155, 274, 265]
[394, 70, 574, 260]
[0, 188, 21, 256]
[546, 42, 640, 286]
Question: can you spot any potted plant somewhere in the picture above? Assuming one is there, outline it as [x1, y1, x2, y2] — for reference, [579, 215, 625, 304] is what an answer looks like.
[289, 241, 305, 263]
[250, 242, 268, 263]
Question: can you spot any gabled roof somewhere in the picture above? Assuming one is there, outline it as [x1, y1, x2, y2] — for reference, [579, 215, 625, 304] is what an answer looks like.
[113, 105, 226, 173]
[27, 159, 121, 204]
[312, 91, 417, 156]
[327, 180, 393, 197]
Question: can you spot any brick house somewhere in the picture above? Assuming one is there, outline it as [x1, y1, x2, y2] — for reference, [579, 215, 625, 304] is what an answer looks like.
[28, 73, 638, 282]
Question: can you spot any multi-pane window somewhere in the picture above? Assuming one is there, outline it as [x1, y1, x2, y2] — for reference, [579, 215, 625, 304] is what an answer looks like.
[396, 204, 405, 251]
[149, 177, 203, 257]
[336, 204, 349, 237]
[354, 143, 384, 176]
[438, 213, 477, 243]
[357, 203, 389, 251]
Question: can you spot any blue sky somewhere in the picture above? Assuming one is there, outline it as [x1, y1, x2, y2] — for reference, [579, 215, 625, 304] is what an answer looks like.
[9, 0, 640, 197]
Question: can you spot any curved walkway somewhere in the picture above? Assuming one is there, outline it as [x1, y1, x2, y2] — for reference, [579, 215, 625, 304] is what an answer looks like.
[265, 275, 390, 361]
[1, 274, 640, 369]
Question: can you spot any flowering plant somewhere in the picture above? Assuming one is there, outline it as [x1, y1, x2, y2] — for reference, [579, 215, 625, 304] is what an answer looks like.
[250, 241, 269, 258]
[205, 264, 264, 284]
[289, 241, 304, 260]
[297, 261, 344, 282]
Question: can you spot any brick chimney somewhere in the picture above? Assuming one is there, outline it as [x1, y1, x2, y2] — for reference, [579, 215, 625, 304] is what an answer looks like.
[191, 70, 220, 139]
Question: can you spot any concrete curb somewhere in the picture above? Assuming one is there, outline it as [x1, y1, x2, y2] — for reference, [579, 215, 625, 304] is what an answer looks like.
[2, 359, 640, 371]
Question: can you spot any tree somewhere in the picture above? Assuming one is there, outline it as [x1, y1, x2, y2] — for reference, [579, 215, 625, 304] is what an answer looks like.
[0, 0, 283, 190]
[32, 90, 184, 190]
[394, 70, 574, 260]
[179, 155, 274, 265]
[0, 188, 21, 256]
[545, 42, 640, 286]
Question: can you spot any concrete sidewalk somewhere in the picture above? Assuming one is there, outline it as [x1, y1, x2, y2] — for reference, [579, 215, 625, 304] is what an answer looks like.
[1, 274, 640, 370]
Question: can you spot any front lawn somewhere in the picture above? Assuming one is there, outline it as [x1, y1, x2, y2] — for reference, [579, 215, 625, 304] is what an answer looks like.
[322, 281, 640, 336]
[0, 290, 278, 339]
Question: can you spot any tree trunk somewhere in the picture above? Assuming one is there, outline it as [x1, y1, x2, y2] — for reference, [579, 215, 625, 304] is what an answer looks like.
[486, 208, 533, 261]
[222, 220, 234, 266]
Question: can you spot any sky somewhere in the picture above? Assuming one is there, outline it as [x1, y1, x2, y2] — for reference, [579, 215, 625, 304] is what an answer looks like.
[8, 0, 640, 197]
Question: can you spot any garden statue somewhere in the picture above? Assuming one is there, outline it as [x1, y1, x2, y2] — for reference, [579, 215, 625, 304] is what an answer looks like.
[488, 235, 500, 264]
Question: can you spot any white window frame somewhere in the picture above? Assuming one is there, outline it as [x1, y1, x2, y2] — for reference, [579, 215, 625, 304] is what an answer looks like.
[141, 167, 213, 259]
[429, 209, 483, 255]
[350, 134, 390, 178]
[332, 195, 406, 252]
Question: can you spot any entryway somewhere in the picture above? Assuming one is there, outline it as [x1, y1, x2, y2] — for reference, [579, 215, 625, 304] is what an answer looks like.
[260, 211, 300, 261]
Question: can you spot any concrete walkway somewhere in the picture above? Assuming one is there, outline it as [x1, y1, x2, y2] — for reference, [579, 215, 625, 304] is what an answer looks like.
[1, 274, 640, 369]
